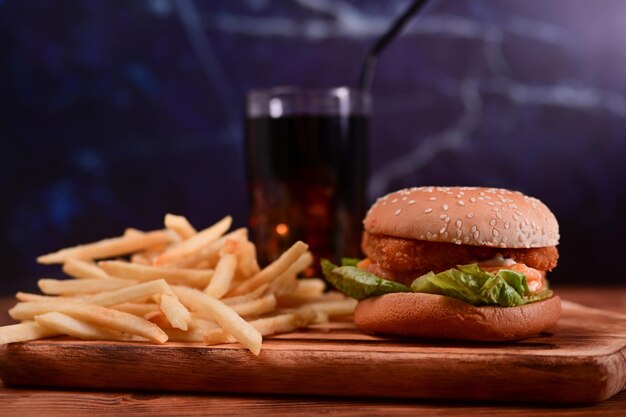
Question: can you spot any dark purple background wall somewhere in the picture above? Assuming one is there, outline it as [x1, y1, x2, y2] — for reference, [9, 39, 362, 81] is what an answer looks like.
[1, 0, 625, 294]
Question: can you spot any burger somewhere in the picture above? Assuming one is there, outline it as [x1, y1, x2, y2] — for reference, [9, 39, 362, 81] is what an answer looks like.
[322, 186, 561, 341]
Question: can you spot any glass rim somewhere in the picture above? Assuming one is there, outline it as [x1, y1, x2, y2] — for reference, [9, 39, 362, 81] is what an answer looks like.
[246, 85, 371, 117]
[247, 85, 370, 99]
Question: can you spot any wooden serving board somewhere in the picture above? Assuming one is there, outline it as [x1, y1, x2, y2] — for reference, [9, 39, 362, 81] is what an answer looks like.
[0, 300, 625, 404]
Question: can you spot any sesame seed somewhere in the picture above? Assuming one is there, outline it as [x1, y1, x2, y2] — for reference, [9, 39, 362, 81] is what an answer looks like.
[443, 204, 449, 211]
[497, 213, 503, 219]
[505, 222, 510, 229]
[473, 230, 480, 239]
[456, 220, 462, 228]
[471, 225, 477, 233]
[480, 192, 485, 196]
[486, 202, 495, 206]
[489, 219, 497, 227]
[445, 217, 451, 223]
[440, 214, 447, 220]
[391, 199, 398, 203]
[408, 200, 416, 205]
[427, 232, 432, 239]
[463, 237, 469, 243]
[470, 197, 477, 203]
[458, 200, 465, 206]
[456, 229, 463, 237]
[429, 197, 437, 201]
[491, 207, 499, 212]
[402, 197, 407, 201]
[424, 208, 432, 214]
[432, 233, 438, 239]
[439, 226, 446, 234]
[492, 229, 499, 237]
[467, 213, 474, 218]
[395, 209, 402, 216]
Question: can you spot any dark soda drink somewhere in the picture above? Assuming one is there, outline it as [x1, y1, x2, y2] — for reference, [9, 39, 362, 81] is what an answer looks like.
[245, 88, 369, 275]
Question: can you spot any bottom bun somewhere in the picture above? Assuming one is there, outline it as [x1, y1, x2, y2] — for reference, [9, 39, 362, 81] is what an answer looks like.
[354, 293, 561, 341]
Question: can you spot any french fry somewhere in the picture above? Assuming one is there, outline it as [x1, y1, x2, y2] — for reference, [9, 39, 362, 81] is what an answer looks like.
[0, 322, 58, 345]
[35, 312, 129, 341]
[123, 228, 144, 237]
[124, 228, 174, 253]
[145, 311, 173, 329]
[62, 259, 111, 280]
[17, 281, 170, 312]
[171, 228, 247, 268]
[268, 252, 314, 295]
[221, 284, 268, 306]
[230, 294, 277, 318]
[130, 253, 152, 266]
[155, 216, 232, 266]
[9, 301, 168, 343]
[158, 293, 191, 330]
[37, 230, 175, 264]
[172, 286, 262, 355]
[85, 279, 172, 307]
[277, 291, 355, 309]
[274, 278, 327, 307]
[290, 278, 326, 298]
[203, 254, 237, 298]
[112, 302, 159, 317]
[300, 299, 357, 316]
[235, 239, 260, 278]
[98, 260, 214, 288]
[193, 260, 212, 269]
[16, 292, 80, 302]
[189, 316, 219, 331]
[38, 278, 137, 295]
[204, 307, 319, 345]
[229, 241, 309, 296]
[165, 214, 197, 240]
[164, 328, 205, 343]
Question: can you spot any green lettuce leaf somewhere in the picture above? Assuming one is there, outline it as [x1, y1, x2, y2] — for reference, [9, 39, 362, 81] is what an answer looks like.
[341, 258, 361, 267]
[321, 259, 411, 301]
[411, 263, 552, 307]
[321, 259, 552, 307]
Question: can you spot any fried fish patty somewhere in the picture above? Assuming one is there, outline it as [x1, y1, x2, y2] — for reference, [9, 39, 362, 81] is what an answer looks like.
[361, 232, 558, 285]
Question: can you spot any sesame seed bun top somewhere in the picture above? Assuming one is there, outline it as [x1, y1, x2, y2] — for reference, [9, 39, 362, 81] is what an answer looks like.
[363, 186, 559, 248]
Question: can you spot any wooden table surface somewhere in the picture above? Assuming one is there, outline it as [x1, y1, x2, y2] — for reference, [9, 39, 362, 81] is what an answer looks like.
[1, 285, 625, 416]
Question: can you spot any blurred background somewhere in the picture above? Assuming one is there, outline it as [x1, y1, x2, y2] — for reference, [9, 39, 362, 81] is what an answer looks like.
[1, 0, 625, 294]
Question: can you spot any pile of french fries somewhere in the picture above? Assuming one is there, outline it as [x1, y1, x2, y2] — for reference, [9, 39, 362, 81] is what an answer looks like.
[0, 214, 356, 355]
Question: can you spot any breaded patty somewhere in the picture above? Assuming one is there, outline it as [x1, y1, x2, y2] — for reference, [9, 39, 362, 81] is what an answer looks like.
[361, 232, 558, 285]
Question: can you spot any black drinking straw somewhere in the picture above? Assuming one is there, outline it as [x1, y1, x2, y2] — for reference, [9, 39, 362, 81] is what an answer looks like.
[358, 0, 430, 92]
